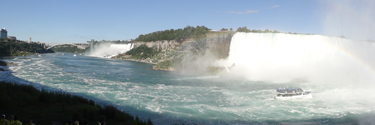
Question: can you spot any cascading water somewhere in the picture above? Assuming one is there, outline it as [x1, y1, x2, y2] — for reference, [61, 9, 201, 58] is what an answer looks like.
[218, 32, 375, 86]
[87, 43, 133, 58]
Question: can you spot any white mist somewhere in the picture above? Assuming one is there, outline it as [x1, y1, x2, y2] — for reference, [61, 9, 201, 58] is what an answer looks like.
[87, 43, 133, 58]
[218, 32, 375, 86]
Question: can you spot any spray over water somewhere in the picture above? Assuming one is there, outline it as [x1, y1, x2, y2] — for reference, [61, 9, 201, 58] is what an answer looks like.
[217, 32, 375, 86]
[321, 0, 375, 40]
[86, 43, 133, 58]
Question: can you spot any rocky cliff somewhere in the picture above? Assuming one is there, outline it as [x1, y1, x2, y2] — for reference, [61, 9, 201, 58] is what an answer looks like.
[132, 40, 182, 51]
[113, 32, 234, 73]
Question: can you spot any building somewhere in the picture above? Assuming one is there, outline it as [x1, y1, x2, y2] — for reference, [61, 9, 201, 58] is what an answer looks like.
[73, 43, 89, 49]
[7, 36, 16, 40]
[0, 28, 7, 38]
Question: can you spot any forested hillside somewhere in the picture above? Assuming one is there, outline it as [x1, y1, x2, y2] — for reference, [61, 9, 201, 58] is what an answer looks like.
[0, 39, 54, 56]
[51, 44, 86, 53]
[135, 26, 210, 42]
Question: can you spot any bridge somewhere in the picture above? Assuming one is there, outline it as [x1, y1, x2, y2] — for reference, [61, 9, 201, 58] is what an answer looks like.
[46, 43, 89, 50]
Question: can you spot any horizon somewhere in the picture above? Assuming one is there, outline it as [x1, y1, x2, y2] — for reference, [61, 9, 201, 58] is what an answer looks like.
[1, 0, 374, 43]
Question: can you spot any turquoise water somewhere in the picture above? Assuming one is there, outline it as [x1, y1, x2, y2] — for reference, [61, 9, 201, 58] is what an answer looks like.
[1, 53, 375, 124]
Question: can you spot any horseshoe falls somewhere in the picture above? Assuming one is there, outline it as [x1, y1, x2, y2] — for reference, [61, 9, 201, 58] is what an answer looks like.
[1, 33, 375, 124]
[220, 32, 375, 86]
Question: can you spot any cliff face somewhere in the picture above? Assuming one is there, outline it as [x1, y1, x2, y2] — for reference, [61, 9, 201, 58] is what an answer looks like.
[114, 32, 234, 73]
[132, 32, 233, 54]
[173, 32, 234, 74]
[133, 40, 181, 51]
[197, 32, 233, 59]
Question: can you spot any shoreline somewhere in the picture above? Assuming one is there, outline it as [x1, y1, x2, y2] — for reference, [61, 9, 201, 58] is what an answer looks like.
[111, 55, 158, 65]
[0, 58, 154, 125]
[112, 57, 176, 71]
[113, 58, 158, 65]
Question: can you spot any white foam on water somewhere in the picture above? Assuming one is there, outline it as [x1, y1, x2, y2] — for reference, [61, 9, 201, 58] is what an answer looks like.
[4, 52, 375, 124]
[172, 76, 220, 81]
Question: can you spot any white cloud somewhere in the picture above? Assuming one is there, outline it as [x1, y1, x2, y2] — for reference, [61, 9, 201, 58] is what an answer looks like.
[271, 5, 280, 9]
[226, 10, 259, 14]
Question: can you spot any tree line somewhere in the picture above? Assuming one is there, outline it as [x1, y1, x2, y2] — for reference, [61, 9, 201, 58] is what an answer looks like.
[134, 25, 285, 43]
[125, 44, 160, 59]
[0, 39, 54, 56]
[91, 40, 133, 44]
[235, 26, 280, 33]
[135, 26, 210, 42]
[218, 27, 280, 33]
[51, 44, 86, 53]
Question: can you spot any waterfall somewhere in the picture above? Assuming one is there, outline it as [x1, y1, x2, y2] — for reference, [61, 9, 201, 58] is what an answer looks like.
[87, 43, 133, 58]
[219, 32, 375, 85]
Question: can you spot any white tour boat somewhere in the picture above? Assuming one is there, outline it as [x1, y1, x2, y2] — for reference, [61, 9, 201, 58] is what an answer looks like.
[274, 88, 312, 100]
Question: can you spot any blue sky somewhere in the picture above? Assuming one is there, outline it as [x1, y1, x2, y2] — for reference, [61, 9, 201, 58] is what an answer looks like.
[1, 0, 374, 43]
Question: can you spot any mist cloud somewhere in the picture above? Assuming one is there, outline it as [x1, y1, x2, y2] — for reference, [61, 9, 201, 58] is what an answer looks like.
[86, 43, 133, 58]
[321, 0, 375, 40]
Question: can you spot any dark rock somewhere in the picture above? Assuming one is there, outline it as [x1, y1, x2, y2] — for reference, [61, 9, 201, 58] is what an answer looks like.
[0, 60, 6, 66]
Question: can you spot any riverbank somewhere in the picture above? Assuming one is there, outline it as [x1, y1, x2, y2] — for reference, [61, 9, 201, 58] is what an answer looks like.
[112, 54, 157, 64]
[0, 40, 54, 57]
[0, 60, 17, 66]
[0, 81, 153, 125]
[0, 60, 153, 125]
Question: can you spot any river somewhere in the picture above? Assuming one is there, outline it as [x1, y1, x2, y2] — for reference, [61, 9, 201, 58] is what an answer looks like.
[1, 52, 374, 124]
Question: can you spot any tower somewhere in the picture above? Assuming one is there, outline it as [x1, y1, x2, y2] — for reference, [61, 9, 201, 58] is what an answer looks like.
[0, 28, 7, 38]
[29, 37, 32, 43]
[90, 39, 94, 53]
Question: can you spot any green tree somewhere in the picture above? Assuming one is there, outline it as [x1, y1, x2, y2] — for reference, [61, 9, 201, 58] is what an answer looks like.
[134, 26, 210, 42]
[220, 28, 228, 31]
[51, 44, 85, 53]
[236, 26, 251, 32]
[125, 44, 160, 59]
[0, 39, 54, 56]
